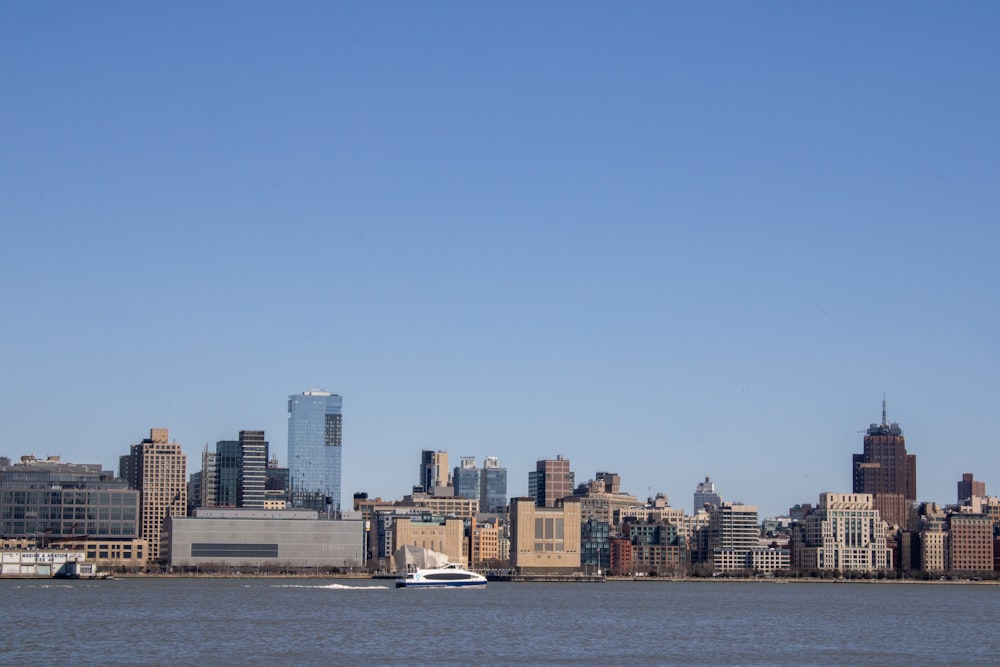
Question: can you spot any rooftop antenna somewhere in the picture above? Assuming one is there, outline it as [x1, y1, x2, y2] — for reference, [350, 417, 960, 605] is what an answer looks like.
[882, 393, 887, 426]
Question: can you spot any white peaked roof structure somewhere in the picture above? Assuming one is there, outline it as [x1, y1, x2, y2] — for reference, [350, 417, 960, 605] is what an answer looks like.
[393, 545, 450, 572]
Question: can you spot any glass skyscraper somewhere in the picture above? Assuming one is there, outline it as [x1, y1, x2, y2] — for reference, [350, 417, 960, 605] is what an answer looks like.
[453, 457, 480, 500]
[480, 456, 508, 513]
[288, 390, 343, 512]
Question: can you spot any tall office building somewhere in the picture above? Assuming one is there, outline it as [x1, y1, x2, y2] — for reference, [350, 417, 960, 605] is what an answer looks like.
[418, 450, 449, 493]
[693, 476, 722, 513]
[480, 456, 508, 514]
[119, 428, 187, 562]
[528, 456, 574, 508]
[288, 390, 343, 512]
[852, 399, 916, 528]
[453, 457, 480, 500]
[194, 432, 269, 509]
[957, 473, 986, 504]
[197, 445, 218, 508]
[237, 430, 268, 509]
[215, 440, 240, 507]
[706, 501, 760, 572]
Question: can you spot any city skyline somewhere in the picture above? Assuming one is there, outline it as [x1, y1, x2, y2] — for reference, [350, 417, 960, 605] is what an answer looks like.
[2, 394, 991, 522]
[2, 4, 998, 520]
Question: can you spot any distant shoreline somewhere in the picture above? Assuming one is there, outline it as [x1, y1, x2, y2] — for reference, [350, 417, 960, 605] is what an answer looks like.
[5, 572, 995, 585]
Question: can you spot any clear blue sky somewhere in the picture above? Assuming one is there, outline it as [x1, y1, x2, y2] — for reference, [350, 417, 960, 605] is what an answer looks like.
[2, 3, 997, 517]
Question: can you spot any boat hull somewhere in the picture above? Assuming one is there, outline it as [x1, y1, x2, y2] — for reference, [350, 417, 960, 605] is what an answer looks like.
[395, 579, 487, 589]
[395, 564, 488, 588]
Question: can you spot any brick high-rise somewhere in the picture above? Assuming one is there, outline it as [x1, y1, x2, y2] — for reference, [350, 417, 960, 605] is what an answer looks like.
[852, 399, 916, 528]
[957, 473, 986, 504]
[528, 456, 574, 508]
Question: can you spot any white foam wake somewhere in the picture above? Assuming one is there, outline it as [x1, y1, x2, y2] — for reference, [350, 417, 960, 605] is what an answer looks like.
[271, 583, 390, 590]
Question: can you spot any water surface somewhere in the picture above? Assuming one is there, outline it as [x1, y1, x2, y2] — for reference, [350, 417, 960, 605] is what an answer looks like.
[2, 578, 996, 666]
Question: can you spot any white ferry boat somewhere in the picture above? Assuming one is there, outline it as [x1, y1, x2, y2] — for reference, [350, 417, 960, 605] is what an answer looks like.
[395, 563, 487, 588]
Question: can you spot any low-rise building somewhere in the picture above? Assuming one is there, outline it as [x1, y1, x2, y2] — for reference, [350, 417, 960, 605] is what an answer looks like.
[163, 508, 364, 570]
[47, 538, 148, 570]
[0, 456, 140, 542]
[399, 492, 479, 520]
[622, 518, 688, 576]
[470, 518, 501, 566]
[1, 551, 90, 577]
[749, 546, 790, 573]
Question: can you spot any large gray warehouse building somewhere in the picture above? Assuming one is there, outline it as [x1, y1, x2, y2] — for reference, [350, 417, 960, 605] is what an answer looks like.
[164, 508, 364, 569]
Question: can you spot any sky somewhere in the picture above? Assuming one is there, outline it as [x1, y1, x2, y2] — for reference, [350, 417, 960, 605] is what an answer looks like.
[1, 2, 998, 518]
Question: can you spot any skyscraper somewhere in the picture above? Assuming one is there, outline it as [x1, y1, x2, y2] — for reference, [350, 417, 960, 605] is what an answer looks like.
[215, 440, 240, 507]
[119, 428, 187, 562]
[418, 450, 449, 493]
[195, 432, 270, 509]
[480, 456, 508, 514]
[693, 476, 722, 513]
[237, 430, 268, 509]
[852, 399, 916, 528]
[288, 390, 343, 512]
[453, 457, 480, 500]
[528, 456, 574, 508]
[957, 473, 986, 504]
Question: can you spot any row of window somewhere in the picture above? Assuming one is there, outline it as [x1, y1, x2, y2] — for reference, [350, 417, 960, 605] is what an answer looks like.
[190, 543, 279, 559]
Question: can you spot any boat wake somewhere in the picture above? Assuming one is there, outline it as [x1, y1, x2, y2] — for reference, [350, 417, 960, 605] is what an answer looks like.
[271, 583, 390, 590]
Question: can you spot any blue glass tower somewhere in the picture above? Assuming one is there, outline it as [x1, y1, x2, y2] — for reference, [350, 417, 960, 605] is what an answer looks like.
[453, 457, 480, 500]
[288, 390, 343, 513]
[480, 456, 508, 514]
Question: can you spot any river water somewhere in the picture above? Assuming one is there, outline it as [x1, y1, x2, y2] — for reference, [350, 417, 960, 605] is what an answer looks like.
[2, 578, 998, 666]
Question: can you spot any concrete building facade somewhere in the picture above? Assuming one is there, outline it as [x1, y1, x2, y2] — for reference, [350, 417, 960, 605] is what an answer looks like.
[164, 508, 364, 570]
[470, 518, 501, 566]
[390, 515, 466, 568]
[510, 497, 581, 574]
[792, 493, 892, 572]
[707, 502, 760, 572]
[419, 450, 450, 493]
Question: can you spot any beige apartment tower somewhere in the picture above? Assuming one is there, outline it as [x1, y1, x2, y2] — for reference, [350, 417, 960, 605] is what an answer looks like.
[120, 428, 187, 562]
[419, 450, 450, 492]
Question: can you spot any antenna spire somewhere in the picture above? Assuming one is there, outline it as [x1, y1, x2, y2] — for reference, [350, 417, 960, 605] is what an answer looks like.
[882, 394, 887, 425]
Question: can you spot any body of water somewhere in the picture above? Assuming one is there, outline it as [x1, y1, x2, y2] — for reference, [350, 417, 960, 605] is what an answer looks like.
[2, 578, 998, 666]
